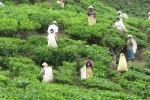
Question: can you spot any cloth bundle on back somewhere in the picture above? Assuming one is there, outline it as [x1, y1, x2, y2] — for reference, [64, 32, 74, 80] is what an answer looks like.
[126, 35, 137, 61]
[117, 11, 128, 19]
[148, 12, 150, 20]
[47, 29, 58, 47]
[80, 65, 86, 79]
[117, 53, 128, 75]
[39, 62, 53, 83]
[57, 0, 65, 8]
[81, 56, 94, 79]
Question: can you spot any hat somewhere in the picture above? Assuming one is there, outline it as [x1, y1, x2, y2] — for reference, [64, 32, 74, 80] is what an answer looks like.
[117, 11, 122, 14]
[53, 21, 57, 24]
[128, 35, 132, 38]
[42, 62, 48, 67]
[88, 6, 93, 9]
[116, 16, 120, 19]
[148, 12, 150, 14]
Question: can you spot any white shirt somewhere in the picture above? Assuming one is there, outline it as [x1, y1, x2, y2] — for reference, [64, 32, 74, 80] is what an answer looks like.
[149, 16, 150, 20]
[47, 24, 58, 34]
[114, 21, 127, 32]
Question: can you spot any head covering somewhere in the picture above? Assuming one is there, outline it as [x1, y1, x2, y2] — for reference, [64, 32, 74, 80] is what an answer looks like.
[88, 6, 93, 9]
[42, 62, 48, 67]
[116, 16, 120, 19]
[128, 35, 132, 38]
[117, 11, 122, 14]
[88, 56, 91, 59]
[53, 21, 57, 24]
[0, 2, 5, 6]
[148, 12, 150, 15]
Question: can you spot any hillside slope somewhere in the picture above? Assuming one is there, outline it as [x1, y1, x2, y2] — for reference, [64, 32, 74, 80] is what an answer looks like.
[0, 0, 150, 99]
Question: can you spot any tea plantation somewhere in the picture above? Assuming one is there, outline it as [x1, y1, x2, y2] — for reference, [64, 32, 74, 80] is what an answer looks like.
[0, 0, 150, 99]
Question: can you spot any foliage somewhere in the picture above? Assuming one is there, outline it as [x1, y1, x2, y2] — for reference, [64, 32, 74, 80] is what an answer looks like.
[0, 0, 150, 99]
[81, 77, 123, 91]
[31, 39, 111, 66]
[26, 36, 47, 46]
[53, 62, 77, 85]
[0, 75, 9, 85]
[0, 83, 141, 100]
[99, 0, 150, 19]
[144, 51, 150, 68]
[0, 39, 18, 57]
[0, 37, 31, 56]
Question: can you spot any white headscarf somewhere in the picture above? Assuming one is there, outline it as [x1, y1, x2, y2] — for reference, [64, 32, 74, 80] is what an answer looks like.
[128, 35, 137, 54]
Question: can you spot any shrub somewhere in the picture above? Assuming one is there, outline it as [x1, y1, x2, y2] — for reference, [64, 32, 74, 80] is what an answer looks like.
[0, 37, 32, 56]
[53, 62, 77, 85]
[7, 57, 40, 78]
[31, 45, 78, 66]
[91, 61, 108, 78]
[65, 4, 77, 13]
[124, 70, 150, 81]
[0, 18, 18, 37]
[57, 38, 87, 48]
[26, 36, 47, 46]
[31, 39, 112, 66]
[0, 75, 9, 85]
[119, 79, 149, 98]
[0, 40, 18, 57]
[81, 77, 123, 91]
[130, 65, 150, 75]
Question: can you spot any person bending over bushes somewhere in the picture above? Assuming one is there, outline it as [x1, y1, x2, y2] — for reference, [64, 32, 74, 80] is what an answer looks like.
[39, 62, 53, 83]
[113, 16, 127, 32]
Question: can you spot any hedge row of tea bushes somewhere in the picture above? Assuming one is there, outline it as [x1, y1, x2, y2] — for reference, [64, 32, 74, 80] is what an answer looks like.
[0, 36, 112, 67]
[0, 83, 142, 100]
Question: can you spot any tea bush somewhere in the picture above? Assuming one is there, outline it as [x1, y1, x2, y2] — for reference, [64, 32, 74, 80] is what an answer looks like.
[124, 70, 150, 82]
[57, 38, 87, 48]
[8, 77, 30, 89]
[81, 77, 123, 91]
[92, 61, 108, 78]
[0, 75, 9, 85]
[0, 18, 18, 37]
[31, 39, 112, 66]
[53, 62, 77, 85]
[31, 45, 78, 66]
[5, 57, 40, 81]
[119, 79, 150, 98]
[0, 37, 31, 56]
[0, 83, 140, 100]
[130, 65, 150, 75]
[26, 36, 47, 46]
[0, 39, 18, 57]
